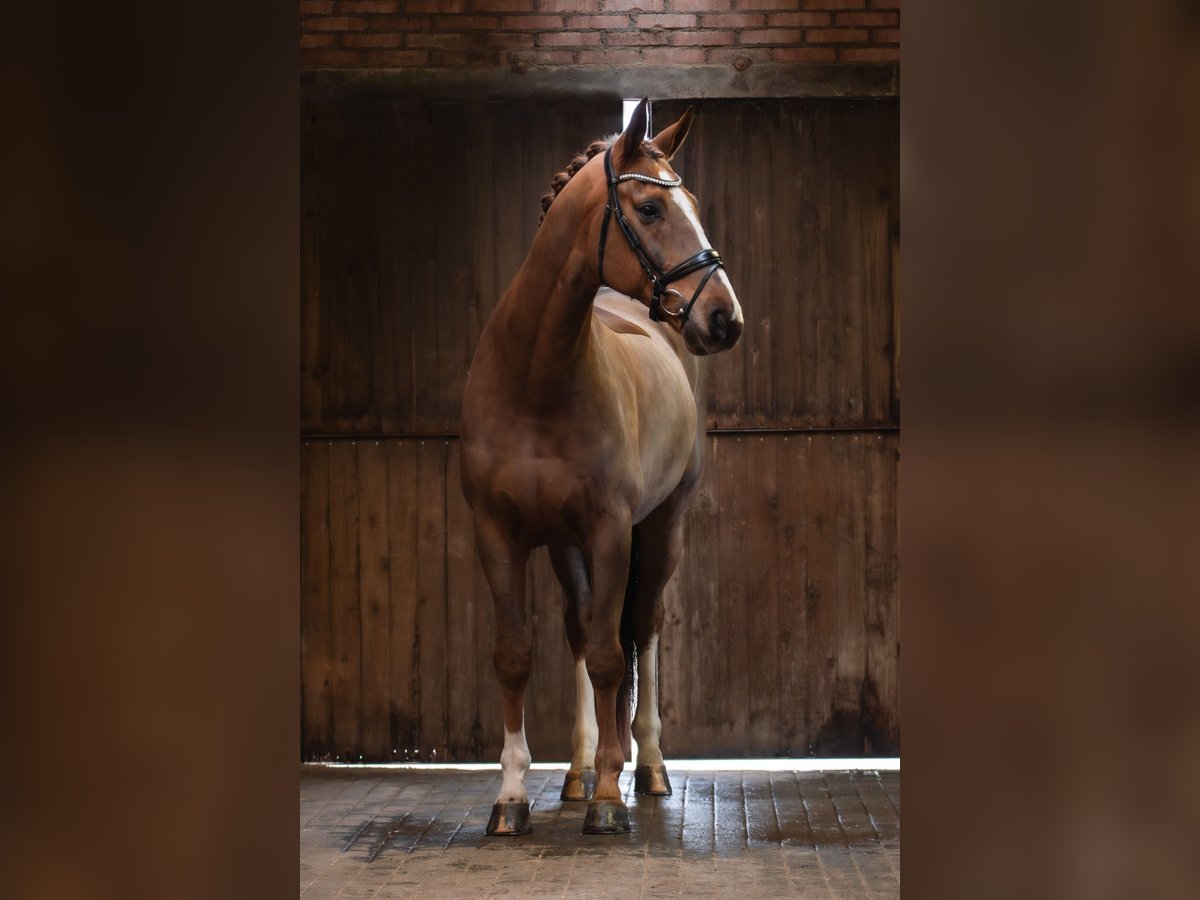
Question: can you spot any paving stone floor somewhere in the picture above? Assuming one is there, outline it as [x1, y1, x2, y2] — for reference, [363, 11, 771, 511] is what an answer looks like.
[300, 765, 900, 898]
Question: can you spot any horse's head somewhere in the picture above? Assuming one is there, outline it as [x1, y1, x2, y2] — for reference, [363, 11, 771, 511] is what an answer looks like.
[590, 99, 744, 356]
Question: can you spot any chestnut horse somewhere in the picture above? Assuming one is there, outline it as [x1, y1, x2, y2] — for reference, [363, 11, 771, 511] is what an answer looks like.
[460, 99, 743, 835]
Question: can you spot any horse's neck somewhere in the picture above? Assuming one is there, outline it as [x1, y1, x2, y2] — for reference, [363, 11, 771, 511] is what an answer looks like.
[488, 205, 600, 400]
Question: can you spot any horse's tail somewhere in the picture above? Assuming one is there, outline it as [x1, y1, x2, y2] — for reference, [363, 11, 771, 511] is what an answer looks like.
[617, 525, 639, 759]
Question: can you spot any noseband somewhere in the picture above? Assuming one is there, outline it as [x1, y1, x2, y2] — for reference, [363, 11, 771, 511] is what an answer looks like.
[596, 146, 725, 323]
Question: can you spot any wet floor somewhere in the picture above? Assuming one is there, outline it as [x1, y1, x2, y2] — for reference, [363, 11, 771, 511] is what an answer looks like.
[300, 766, 899, 898]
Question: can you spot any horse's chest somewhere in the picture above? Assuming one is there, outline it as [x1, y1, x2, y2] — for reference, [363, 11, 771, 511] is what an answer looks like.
[468, 434, 632, 544]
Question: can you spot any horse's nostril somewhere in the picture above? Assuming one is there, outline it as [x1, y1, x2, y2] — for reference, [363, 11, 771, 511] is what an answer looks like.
[710, 309, 727, 342]
[726, 316, 743, 344]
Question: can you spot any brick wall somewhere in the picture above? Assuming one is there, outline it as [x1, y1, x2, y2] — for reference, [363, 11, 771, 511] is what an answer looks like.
[300, 0, 900, 69]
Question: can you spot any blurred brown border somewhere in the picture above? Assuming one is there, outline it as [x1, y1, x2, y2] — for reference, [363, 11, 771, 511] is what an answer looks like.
[1, 2, 299, 898]
[904, 0, 1200, 896]
[4, 1, 1200, 897]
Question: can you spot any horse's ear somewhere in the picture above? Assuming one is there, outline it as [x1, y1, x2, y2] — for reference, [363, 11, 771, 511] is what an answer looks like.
[620, 97, 651, 164]
[652, 106, 694, 160]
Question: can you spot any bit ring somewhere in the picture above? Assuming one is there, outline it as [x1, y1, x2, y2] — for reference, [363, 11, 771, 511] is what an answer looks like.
[656, 289, 686, 318]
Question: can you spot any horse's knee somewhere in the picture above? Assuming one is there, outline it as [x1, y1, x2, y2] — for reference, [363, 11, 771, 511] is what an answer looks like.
[493, 638, 531, 692]
[584, 639, 625, 691]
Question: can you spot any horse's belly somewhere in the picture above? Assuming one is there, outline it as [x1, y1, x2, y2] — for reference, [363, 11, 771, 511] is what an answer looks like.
[631, 442, 693, 524]
[628, 363, 698, 523]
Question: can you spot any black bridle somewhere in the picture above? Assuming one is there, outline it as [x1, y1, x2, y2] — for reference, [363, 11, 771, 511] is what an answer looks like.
[596, 146, 725, 323]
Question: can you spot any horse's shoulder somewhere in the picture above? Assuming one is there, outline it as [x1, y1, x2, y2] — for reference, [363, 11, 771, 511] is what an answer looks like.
[593, 304, 651, 338]
[592, 288, 698, 388]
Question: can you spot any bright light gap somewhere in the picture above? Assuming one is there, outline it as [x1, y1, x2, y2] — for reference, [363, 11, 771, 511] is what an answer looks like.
[307, 758, 900, 773]
[622, 99, 639, 130]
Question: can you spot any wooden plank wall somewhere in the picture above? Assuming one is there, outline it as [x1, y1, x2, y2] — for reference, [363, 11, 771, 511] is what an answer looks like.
[300, 97, 899, 762]
[654, 99, 900, 432]
[301, 98, 621, 437]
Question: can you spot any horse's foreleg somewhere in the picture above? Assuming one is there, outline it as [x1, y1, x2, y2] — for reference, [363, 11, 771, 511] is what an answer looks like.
[476, 519, 533, 836]
[549, 546, 598, 801]
[581, 519, 633, 834]
[631, 508, 689, 796]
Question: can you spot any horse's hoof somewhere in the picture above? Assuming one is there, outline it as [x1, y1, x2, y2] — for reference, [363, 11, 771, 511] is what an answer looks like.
[582, 800, 631, 834]
[560, 768, 597, 801]
[486, 801, 531, 836]
[634, 764, 673, 796]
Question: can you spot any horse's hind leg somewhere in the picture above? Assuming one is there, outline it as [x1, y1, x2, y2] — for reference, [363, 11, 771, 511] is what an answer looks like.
[630, 503, 690, 796]
[475, 519, 533, 835]
[549, 545, 598, 801]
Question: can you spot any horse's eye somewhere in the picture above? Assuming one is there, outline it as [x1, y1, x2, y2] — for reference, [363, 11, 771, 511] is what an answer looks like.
[637, 203, 660, 220]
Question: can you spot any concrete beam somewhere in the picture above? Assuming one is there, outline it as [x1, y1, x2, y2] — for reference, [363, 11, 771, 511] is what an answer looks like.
[301, 63, 899, 103]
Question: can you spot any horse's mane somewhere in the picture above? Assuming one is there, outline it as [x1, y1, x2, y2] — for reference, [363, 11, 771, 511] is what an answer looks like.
[538, 135, 614, 225]
[538, 135, 668, 225]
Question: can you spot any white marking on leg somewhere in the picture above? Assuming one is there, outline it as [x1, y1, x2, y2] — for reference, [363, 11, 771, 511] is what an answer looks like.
[498, 724, 531, 803]
[570, 657, 599, 772]
[632, 634, 665, 768]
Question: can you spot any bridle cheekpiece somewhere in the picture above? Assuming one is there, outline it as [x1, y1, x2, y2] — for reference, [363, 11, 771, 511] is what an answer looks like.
[597, 146, 725, 323]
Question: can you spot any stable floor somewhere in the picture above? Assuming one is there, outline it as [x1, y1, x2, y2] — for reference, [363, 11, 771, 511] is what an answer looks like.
[300, 765, 900, 898]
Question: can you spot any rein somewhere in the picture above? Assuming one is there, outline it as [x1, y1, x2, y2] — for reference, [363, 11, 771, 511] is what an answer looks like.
[597, 146, 725, 323]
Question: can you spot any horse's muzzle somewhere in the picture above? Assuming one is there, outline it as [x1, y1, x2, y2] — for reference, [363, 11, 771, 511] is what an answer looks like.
[685, 304, 743, 355]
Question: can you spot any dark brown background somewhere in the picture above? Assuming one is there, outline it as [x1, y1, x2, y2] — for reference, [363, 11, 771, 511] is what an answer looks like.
[19, 2, 1200, 897]
[300, 95, 899, 762]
